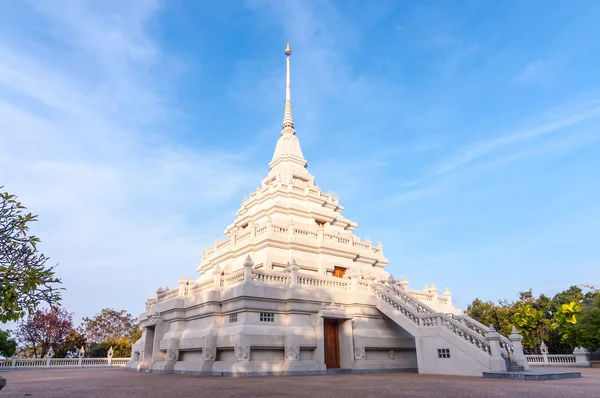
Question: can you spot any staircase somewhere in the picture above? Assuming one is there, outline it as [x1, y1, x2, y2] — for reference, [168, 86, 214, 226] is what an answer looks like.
[372, 282, 523, 376]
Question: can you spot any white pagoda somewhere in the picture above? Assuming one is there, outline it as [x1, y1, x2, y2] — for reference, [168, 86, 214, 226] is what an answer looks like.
[128, 43, 528, 377]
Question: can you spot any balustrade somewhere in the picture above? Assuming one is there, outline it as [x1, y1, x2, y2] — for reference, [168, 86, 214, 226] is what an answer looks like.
[0, 357, 130, 369]
[373, 284, 492, 355]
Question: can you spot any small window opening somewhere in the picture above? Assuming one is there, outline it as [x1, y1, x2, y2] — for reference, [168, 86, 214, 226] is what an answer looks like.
[333, 266, 346, 278]
[229, 313, 238, 323]
[437, 349, 450, 359]
[260, 312, 275, 322]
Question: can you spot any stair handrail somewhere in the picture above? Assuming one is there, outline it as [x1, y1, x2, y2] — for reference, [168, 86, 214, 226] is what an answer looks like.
[449, 314, 514, 354]
[386, 283, 436, 314]
[373, 283, 491, 355]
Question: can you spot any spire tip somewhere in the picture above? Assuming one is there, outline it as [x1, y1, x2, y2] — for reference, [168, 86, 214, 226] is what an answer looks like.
[285, 42, 292, 56]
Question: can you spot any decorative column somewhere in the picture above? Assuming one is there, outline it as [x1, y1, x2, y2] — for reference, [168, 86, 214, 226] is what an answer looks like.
[250, 221, 257, 238]
[509, 326, 529, 370]
[266, 217, 272, 236]
[107, 346, 114, 366]
[46, 347, 54, 368]
[443, 287, 453, 307]
[540, 341, 549, 364]
[430, 283, 439, 305]
[347, 269, 361, 292]
[178, 275, 188, 298]
[78, 346, 85, 367]
[155, 287, 164, 304]
[399, 276, 408, 291]
[573, 347, 591, 367]
[284, 334, 299, 362]
[243, 255, 254, 283]
[352, 319, 365, 362]
[213, 265, 222, 290]
[288, 259, 300, 287]
[486, 325, 507, 372]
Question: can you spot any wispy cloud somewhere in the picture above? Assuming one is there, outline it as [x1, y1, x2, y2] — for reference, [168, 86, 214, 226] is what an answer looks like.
[0, 1, 260, 321]
[515, 59, 550, 84]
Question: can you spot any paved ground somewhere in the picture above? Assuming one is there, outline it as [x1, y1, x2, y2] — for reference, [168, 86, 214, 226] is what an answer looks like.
[0, 367, 598, 398]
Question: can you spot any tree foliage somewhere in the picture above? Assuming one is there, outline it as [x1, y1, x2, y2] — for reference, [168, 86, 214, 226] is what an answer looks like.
[80, 309, 136, 344]
[466, 285, 600, 353]
[0, 187, 62, 322]
[16, 307, 79, 358]
[81, 308, 141, 358]
[0, 329, 17, 358]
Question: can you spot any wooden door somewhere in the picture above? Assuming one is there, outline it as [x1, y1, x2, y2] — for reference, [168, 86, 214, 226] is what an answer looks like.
[323, 319, 340, 369]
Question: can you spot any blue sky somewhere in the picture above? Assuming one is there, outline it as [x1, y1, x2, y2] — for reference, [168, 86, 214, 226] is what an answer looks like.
[1, 0, 599, 323]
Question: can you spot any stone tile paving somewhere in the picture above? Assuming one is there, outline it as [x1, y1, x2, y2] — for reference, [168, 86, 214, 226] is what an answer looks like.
[0, 366, 597, 398]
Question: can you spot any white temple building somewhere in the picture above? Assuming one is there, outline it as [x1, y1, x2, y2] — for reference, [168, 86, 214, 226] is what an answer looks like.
[127, 43, 528, 377]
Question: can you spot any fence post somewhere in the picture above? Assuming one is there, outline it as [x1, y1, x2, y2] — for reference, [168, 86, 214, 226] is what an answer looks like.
[540, 341, 549, 364]
[107, 346, 114, 367]
[78, 346, 85, 367]
[45, 347, 54, 368]
[573, 347, 591, 367]
[11, 355, 17, 369]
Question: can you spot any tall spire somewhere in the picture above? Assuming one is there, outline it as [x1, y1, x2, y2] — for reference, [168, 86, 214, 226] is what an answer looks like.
[262, 42, 313, 188]
[282, 42, 295, 134]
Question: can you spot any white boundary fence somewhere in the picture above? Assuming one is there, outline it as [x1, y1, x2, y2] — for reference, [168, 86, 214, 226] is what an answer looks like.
[0, 357, 129, 369]
[525, 346, 591, 367]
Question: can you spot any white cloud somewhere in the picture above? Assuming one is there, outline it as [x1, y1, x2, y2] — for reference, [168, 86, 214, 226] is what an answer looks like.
[0, 1, 260, 322]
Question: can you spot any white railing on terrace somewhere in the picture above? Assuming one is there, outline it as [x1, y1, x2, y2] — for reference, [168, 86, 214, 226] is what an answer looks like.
[297, 273, 350, 290]
[0, 357, 130, 369]
[221, 269, 245, 288]
[252, 269, 290, 285]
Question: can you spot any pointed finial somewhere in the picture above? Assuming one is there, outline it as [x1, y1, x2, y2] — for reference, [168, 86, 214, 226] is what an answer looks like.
[282, 42, 295, 133]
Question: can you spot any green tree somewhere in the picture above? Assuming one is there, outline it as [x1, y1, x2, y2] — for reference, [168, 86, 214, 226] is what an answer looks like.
[16, 307, 79, 358]
[465, 298, 516, 336]
[0, 329, 17, 358]
[512, 304, 551, 354]
[553, 301, 581, 343]
[568, 291, 600, 350]
[80, 309, 140, 358]
[0, 187, 62, 322]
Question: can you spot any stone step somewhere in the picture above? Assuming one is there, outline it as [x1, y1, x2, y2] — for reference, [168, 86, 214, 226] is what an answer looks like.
[483, 370, 581, 381]
[506, 366, 524, 372]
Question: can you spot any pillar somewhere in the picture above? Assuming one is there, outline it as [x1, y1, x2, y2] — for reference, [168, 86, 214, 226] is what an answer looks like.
[178, 275, 187, 298]
[243, 255, 254, 283]
[573, 347, 591, 367]
[508, 326, 529, 370]
[288, 259, 299, 287]
[213, 265, 222, 290]
[486, 325, 507, 372]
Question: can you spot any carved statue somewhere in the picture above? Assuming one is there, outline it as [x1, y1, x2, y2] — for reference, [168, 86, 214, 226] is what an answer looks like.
[202, 347, 215, 362]
[285, 345, 299, 361]
[107, 346, 114, 359]
[354, 346, 365, 360]
[234, 345, 249, 362]
[165, 348, 179, 363]
[388, 349, 395, 360]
